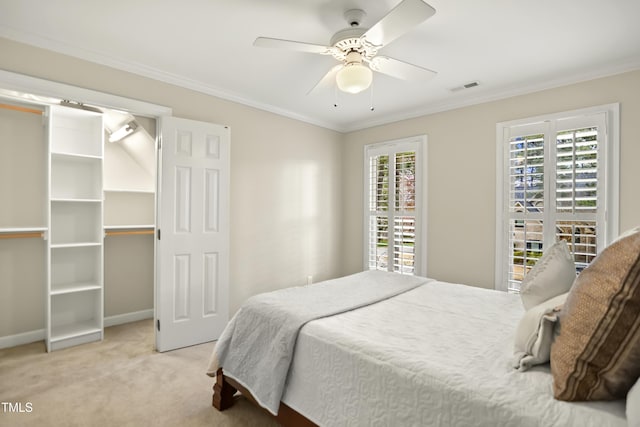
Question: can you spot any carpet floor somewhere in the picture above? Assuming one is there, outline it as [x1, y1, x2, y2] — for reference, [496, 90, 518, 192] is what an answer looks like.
[0, 320, 279, 427]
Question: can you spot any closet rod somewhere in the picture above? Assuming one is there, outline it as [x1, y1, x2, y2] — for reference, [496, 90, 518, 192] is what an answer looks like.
[0, 103, 43, 115]
[0, 232, 44, 240]
[105, 230, 155, 237]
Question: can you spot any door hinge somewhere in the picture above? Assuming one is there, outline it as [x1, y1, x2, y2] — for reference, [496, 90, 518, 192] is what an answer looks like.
[158, 136, 162, 150]
[157, 319, 160, 331]
[157, 229, 161, 240]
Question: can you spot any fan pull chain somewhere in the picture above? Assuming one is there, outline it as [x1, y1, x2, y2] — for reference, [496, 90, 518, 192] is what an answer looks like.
[370, 78, 375, 111]
[333, 84, 339, 108]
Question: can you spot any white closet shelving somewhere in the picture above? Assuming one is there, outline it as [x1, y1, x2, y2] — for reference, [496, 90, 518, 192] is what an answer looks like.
[47, 105, 104, 352]
[0, 227, 47, 235]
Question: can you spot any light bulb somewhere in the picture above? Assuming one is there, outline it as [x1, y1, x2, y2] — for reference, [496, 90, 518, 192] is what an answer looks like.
[336, 64, 372, 94]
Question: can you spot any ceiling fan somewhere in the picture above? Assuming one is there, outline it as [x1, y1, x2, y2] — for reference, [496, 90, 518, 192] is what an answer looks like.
[254, 0, 437, 95]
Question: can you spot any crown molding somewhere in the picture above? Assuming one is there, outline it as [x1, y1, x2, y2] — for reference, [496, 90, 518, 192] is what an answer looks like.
[343, 58, 640, 133]
[0, 28, 345, 132]
[2, 26, 639, 135]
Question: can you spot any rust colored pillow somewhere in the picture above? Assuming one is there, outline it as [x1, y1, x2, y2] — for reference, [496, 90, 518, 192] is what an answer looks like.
[550, 230, 640, 401]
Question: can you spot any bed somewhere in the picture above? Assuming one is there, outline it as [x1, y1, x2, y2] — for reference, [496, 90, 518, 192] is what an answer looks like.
[207, 230, 640, 426]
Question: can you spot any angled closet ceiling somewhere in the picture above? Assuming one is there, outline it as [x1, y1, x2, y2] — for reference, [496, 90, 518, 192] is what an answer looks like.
[102, 107, 156, 231]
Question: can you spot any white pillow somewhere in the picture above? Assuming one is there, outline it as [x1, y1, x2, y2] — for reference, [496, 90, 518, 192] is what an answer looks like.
[627, 377, 640, 427]
[519, 240, 576, 310]
[513, 292, 567, 371]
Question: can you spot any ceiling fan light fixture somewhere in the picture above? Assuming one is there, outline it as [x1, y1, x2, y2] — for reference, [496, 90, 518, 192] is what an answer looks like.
[336, 63, 372, 94]
[254, 0, 438, 96]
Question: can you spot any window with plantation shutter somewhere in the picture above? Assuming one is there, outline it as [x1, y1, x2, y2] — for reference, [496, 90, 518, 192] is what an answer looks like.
[364, 137, 426, 276]
[496, 104, 619, 292]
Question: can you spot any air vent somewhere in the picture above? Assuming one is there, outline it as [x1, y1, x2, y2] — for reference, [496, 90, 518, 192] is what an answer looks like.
[449, 81, 480, 93]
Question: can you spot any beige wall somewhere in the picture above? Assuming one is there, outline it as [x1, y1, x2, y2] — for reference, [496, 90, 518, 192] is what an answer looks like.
[0, 106, 46, 337]
[104, 235, 154, 317]
[342, 70, 640, 288]
[0, 239, 45, 336]
[0, 37, 344, 329]
[0, 106, 46, 227]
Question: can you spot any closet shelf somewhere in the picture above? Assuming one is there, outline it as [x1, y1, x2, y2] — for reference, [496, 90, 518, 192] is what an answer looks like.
[105, 230, 155, 237]
[0, 227, 47, 239]
[104, 188, 155, 194]
[50, 151, 102, 160]
[104, 225, 154, 230]
[51, 242, 102, 249]
[50, 321, 101, 343]
[104, 225, 155, 237]
[0, 102, 43, 115]
[51, 283, 101, 295]
[51, 198, 103, 203]
[0, 227, 47, 233]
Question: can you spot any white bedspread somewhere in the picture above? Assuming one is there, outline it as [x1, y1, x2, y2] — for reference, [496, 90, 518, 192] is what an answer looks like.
[281, 280, 627, 427]
[207, 270, 430, 415]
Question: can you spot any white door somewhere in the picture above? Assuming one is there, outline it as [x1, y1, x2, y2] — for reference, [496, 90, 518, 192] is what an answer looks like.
[156, 117, 230, 352]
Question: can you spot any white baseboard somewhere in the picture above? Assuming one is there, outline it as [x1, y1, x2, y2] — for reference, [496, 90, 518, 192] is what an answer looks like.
[0, 329, 45, 350]
[0, 309, 154, 350]
[104, 309, 154, 328]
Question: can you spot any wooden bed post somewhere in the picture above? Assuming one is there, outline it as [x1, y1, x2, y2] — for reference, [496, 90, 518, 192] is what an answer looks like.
[212, 368, 318, 426]
[212, 368, 237, 410]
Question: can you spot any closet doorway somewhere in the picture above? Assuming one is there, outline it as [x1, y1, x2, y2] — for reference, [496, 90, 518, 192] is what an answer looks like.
[0, 70, 230, 352]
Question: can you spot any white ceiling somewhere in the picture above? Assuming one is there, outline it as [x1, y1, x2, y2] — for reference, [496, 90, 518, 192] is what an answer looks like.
[1, 0, 639, 132]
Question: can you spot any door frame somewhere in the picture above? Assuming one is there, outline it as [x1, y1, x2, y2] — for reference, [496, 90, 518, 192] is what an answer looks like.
[0, 70, 172, 349]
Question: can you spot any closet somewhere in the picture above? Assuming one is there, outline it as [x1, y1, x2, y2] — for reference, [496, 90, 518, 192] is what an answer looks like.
[0, 98, 156, 351]
[1, 71, 230, 353]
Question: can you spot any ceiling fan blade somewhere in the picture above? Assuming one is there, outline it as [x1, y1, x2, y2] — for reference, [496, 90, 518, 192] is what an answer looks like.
[369, 56, 436, 81]
[362, 0, 436, 47]
[253, 37, 331, 54]
[307, 65, 343, 95]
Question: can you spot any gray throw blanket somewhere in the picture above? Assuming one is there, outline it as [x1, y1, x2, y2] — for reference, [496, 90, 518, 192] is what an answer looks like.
[207, 270, 430, 415]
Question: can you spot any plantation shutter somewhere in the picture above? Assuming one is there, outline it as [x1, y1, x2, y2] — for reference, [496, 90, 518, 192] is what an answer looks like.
[498, 108, 615, 292]
[368, 152, 390, 272]
[365, 138, 424, 276]
[505, 122, 547, 292]
[554, 118, 602, 272]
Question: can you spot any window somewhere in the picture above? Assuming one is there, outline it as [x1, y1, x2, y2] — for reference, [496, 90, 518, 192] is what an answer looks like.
[364, 136, 426, 276]
[496, 104, 619, 292]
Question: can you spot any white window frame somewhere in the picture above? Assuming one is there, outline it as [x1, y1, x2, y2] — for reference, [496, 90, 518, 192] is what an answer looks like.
[363, 135, 427, 277]
[495, 104, 620, 291]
